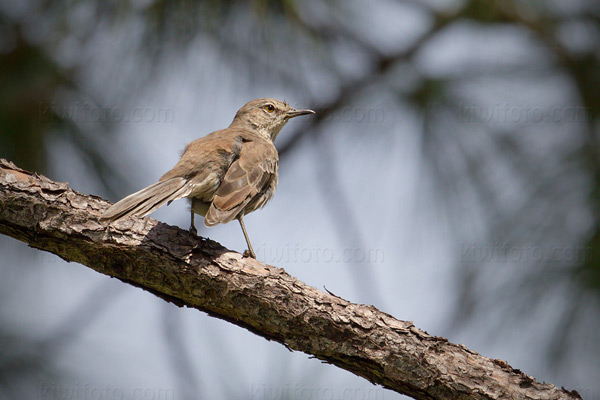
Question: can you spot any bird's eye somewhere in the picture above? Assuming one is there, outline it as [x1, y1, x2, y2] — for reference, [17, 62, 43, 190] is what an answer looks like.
[265, 104, 275, 113]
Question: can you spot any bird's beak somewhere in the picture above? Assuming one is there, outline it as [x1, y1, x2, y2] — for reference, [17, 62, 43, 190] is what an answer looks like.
[285, 108, 315, 119]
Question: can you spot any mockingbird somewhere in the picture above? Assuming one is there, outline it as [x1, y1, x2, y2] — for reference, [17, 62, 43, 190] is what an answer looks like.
[101, 98, 314, 258]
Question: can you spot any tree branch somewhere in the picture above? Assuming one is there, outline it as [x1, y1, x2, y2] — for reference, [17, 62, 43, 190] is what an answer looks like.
[0, 159, 581, 400]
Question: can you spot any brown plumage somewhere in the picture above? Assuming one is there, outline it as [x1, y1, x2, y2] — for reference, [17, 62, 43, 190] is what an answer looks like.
[100, 98, 314, 258]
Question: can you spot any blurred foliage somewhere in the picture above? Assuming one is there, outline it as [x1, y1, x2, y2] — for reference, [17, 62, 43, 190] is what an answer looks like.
[0, 19, 65, 172]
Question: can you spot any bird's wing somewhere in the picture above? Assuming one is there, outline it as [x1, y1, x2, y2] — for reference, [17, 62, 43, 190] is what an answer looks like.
[204, 139, 277, 226]
[160, 130, 243, 202]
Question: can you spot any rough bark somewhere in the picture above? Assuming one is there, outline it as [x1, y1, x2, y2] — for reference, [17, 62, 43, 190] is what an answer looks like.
[0, 159, 581, 400]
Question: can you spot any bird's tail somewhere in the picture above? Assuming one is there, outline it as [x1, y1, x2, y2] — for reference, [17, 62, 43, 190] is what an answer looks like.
[100, 177, 191, 222]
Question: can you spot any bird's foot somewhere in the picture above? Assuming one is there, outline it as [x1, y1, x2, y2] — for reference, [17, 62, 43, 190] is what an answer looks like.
[243, 249, 256, 259]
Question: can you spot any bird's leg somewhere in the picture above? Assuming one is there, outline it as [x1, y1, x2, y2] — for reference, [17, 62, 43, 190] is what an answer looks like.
[189, 211, 197, 235]
[189, 200, 197, 235]
[238, 214, 256, 258]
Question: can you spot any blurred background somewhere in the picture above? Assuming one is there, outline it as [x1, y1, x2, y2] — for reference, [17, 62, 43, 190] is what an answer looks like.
[1, 0, 599, 399]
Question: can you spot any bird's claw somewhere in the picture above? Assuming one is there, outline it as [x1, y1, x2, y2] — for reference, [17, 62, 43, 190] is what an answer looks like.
[243, 250, 256, 259]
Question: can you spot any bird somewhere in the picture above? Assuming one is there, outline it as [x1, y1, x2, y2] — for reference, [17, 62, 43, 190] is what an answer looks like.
[100, 98, 315, 258]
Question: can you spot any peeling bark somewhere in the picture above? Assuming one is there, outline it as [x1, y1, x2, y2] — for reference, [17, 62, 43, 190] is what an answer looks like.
[0, 159, 581, 400]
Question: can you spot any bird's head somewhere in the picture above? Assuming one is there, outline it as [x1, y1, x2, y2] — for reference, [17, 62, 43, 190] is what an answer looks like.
[230, 98, 314, 141]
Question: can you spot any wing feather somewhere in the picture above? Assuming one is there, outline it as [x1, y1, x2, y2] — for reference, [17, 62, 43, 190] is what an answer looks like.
[204, 140, 277, 226]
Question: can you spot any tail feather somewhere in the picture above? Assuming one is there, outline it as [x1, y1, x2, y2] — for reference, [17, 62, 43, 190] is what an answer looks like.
[101, 178, 191, 222]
